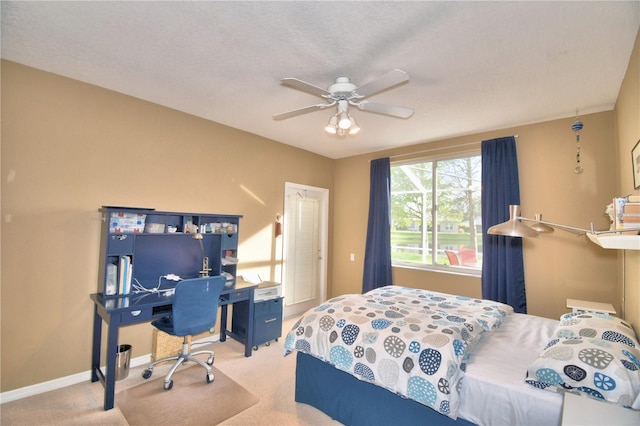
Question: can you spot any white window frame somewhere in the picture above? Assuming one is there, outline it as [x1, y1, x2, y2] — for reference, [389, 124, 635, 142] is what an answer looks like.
[390, 151, 482, 277]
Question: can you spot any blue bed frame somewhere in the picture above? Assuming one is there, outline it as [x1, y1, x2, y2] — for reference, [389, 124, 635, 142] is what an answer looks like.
[295, 351, 477, 426]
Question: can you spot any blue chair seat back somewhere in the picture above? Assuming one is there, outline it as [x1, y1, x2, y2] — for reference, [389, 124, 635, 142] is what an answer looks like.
[170, 276, 226, 336]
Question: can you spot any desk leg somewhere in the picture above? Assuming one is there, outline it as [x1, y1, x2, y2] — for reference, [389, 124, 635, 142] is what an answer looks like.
[219, 304, 228, 342]
[103, 319, 120, 410]
[91, 305, 102, 383]
[245, 292, 255, 357]
[219, 297, 253, 357]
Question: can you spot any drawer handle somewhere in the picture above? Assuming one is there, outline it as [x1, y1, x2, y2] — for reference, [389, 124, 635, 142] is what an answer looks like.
[264, 318, 277, 323]
[131, 310, 142, 316]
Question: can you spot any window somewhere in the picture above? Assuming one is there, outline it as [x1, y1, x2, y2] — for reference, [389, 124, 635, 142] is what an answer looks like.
[390, 153, 482, 273]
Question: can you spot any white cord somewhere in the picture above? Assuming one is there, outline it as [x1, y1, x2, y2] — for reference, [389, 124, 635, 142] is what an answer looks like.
[131, 276, 179, 295]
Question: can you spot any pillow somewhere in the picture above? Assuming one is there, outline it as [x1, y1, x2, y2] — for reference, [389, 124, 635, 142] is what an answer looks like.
[556, 312, 639, 349]
[526, 337, 640, 409]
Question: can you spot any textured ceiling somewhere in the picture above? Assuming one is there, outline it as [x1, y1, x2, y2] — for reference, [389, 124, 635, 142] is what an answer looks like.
[2, 1, 639, 159]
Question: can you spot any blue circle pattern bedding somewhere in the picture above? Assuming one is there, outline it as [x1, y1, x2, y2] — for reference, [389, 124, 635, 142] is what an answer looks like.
[283, 285, 514, 420]
[526, 312, 640, 409]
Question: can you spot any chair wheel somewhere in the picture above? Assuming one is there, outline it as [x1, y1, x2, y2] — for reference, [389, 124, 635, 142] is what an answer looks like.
[142, 369, 152, 380]
[206, 373, 214, 383]
[163, 380, 173, 390]
[207, 355, 214, 365]
[265, 341, 271, 347]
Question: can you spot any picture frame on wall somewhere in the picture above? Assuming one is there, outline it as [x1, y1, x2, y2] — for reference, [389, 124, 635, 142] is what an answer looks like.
[633, 139, 640, 189]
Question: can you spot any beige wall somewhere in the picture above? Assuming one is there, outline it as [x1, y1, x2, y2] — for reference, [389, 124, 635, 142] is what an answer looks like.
[0, 60, 334, 392]
[2, 26, 638, 394]
[334, 114, 619, 320]
[615, 30, 640, 331]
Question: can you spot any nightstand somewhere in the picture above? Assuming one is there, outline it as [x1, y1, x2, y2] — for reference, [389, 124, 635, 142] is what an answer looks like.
[561, 392, 640, 425]
[566, 298, 616, 315]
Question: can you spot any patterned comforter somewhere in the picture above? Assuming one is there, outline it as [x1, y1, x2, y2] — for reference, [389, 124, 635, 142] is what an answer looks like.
[283, 285, 513, 419]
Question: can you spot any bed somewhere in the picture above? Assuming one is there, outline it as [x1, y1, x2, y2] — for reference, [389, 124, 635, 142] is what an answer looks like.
[283, 285, 640, 426]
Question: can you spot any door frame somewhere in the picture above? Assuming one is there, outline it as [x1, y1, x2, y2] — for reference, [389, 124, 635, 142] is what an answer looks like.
[282, 182, 329, 319]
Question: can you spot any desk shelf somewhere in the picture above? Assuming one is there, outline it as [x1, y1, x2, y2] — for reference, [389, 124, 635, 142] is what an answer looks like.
[98, 207, 242, 296]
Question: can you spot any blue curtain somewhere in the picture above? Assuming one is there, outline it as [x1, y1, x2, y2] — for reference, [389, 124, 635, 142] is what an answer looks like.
[362, 157, 393, 292]
[481, 136, 527, 313]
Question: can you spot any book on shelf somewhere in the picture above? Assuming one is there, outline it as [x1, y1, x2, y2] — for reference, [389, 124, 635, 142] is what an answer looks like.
[118, 256, 133, 295]
[613, 197, 640, 231]
[622, 203, 640, 221]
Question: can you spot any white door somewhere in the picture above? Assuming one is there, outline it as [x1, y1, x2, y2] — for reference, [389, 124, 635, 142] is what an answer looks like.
[282, 182, 328, 318]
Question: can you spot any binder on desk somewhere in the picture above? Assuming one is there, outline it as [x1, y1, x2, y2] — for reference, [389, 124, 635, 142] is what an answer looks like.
[118, 256, 132, 295]
[106, 263, 117, 295]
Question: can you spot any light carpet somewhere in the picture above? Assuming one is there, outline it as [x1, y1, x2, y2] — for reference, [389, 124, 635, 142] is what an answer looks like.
[117, 364, 259, 425]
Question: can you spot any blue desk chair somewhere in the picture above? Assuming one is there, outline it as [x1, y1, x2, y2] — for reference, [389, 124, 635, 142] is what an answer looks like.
[141, 276, 226, 390]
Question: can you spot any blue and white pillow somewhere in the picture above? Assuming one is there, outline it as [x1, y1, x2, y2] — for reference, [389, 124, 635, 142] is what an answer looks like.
[556, 313, 639, 348]
[526, 313, 640, 409]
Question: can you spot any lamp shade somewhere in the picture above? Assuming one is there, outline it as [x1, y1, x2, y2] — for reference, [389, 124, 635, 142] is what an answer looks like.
[487, 205, 539, 238]
[529, 214, 554, 233]
[348, 115, 360, 135]
[324, 115, 338, 134]
[338, 111, 351, 129]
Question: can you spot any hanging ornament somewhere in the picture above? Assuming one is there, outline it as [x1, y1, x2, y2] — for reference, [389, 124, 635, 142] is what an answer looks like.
[571, 109, 584, 174]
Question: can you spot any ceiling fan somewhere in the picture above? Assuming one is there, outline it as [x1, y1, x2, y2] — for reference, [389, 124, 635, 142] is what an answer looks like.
[273, 69, 414, 136]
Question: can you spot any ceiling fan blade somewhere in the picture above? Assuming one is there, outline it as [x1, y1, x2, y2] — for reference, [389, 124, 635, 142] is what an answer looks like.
[281, 78, 332, 98]
[351, 69, 410, 98]
[273, 103, 332, 120]
[357, 101, 414, 119]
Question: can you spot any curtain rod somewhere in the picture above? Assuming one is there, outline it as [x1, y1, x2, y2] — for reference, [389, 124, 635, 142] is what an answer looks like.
[375, 134, 518, 162]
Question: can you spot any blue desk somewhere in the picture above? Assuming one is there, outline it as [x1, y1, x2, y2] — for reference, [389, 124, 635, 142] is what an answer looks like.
[90, 281, 256, 410]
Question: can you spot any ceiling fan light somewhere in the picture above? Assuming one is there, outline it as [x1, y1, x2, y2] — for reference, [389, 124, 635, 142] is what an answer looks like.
[338, 111, 351, 129]
[324, 115, 338, 134]
[348, 116, 360, 135]
[337, 128, 347, 136]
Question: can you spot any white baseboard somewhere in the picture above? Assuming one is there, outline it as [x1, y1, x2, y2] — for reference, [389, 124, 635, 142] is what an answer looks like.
[0, 354, 151, 404]
[0, 335, 219, 404]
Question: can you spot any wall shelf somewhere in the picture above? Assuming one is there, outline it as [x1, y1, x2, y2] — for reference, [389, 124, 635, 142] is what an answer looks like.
[586, 233, 640, 250]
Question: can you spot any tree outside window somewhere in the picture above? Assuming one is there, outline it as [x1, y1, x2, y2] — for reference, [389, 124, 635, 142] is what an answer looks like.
[390, 153, 482, 272]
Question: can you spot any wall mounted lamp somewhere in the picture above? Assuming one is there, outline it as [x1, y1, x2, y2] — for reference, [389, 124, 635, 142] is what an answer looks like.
[490, 204, 640, 319]
[487, 205, 637, 245]
[487, 205, 600, 238]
